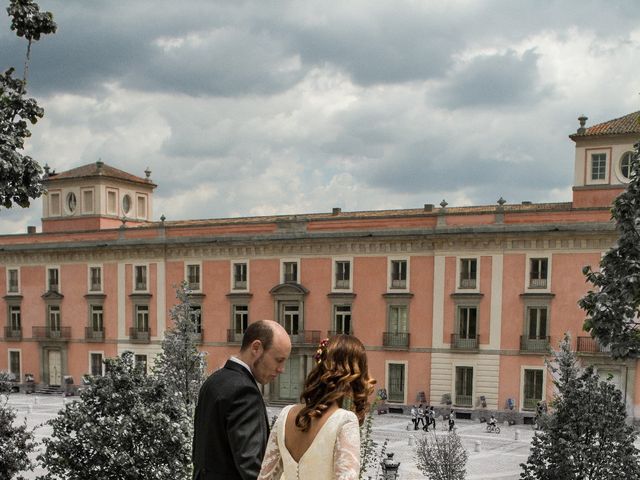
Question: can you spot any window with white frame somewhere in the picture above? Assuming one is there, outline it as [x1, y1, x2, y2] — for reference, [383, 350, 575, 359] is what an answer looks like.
[457, 306, 478, 340]
[82, 189, 94, 214]
[135, 354, 148, 375]
[529, 258, 548, 289]
[526, 306, 548, 340]
[523, 369, 544, 410]
[333, 305, 352, 335]
[66, 192, 77, 214]
[7, 268, 19, 293]
[387, 363, 406, 403]
[186, 264, 201, 291]
[90, 353, 104, 376]
[281, 304, 300, 335]
[620, 152, 633, 181]
[232, 305, 248, 334]
[134, 265, 147, 291]
[49, 191, 61, 216]
[47, 267, 60, 292]
[389, 259, 407, 289]
[9, 306, 21, 331]
[388, 305, 408, 333]
[591, 153, 607, 181]
[334, 260, 351, 289]
[459, 258, 477, 289]
[190, 305, 202, 333]
[48, 305, 61, 331]
[282, 261, 298, 283]
[9, 350, 20, 380]
[455, 366, 473, 407]
[107, 190, 117, 215]
[233, 262, 248, 290]
[90, 305, 104, 332]
[89, 266, 102, 292]
[137, 194, 147, 219]
[135, 305, 149, 332]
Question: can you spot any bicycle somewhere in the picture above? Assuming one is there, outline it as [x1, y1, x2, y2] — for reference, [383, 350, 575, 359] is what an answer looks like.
[485, 423, 501, 434]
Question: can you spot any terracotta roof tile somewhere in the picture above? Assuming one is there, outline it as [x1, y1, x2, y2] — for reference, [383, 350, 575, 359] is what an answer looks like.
[570, 111, 640, 139]
[45, 162, 156, 187]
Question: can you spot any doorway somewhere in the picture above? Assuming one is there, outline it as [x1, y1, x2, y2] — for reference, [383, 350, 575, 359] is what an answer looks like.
[48, 350, 62, 386]
[278, 356, 301, 401]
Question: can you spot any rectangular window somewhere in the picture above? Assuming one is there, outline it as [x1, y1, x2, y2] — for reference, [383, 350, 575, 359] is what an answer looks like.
[89, 266, 102, 292]
[458, 307, 477, 339]
[523, 369, 544, 410]
[591, 153, 607, 180]
[335, 261, 350, 289]
[90, 353, 103, 376]
[135, 354, 148, 375]
[282, 304, 300, 335]
[9, 306, 21, 330]
[7, 268, 19, 293]
[48, 268, 60, 292]
[190, 305, 202, 333]
[49, 192, 61, 216]
[186, 264, 200, 291]
[137, 195, 147, 219]
[91, 305, 104, 331]
[528, 307, 548, 339]
[134, 265, 147, 291]
[334, 305, 352, 334]
[529, 258, 548, 288]
[390, 260, 407, 289]
[9, 351, 20, 379]
[455, 366, 473, 407]
[107, 190, 117, 215]
[388, 363, 405, 403]
[82, 189, 94, 214]
[389, 305, 408, 333]
[459, 258, 477, 289]
[135, 305, 149, 332]
[233, 305, 249, 334]
[49, 305, 61, 331]
[283, 262, 298, 283]
[233, 262, 248, 290]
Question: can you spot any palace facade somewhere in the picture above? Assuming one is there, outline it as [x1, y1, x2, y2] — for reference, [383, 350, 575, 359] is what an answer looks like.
[1, 112, 639, 420]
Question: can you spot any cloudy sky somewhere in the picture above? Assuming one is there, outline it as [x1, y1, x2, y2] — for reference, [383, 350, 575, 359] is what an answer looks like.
[1, 0, 639, 233]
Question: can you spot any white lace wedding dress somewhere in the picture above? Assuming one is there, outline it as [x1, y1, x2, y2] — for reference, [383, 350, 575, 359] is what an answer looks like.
[257, 404, 360, 480]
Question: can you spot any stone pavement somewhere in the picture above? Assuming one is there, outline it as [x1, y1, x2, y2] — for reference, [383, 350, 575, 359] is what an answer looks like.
[1, 393, 580, 479]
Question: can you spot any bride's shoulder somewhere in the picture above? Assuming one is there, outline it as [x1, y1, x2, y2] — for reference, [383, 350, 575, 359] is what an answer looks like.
[337, 407, 359, 423]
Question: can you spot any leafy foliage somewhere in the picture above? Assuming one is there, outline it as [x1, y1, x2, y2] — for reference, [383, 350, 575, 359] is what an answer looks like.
[415, 431, 468, 480]
[520, 334, 640, 479]
[37, 352, 191, 480]
[580, 140, 640, 358]
[1, 0, 56, 209]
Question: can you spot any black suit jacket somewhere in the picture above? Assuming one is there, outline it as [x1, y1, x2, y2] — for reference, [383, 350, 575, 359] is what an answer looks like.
[192, 360, 270, 480]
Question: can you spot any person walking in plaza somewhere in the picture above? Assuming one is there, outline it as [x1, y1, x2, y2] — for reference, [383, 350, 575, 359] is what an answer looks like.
[418, 403, 427, 430]
[258, 334, 376, 480]
[429, 406, 436, 430]
[192, 320, 292, 480]
[448, 409, 456, 431]
[411, 404, 419, 430]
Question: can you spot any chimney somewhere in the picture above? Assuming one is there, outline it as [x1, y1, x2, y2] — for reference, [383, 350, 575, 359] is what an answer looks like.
[577, 115, 588, 134]
[424, 204, 434, 212]
[27, 226, 36, 234]
[332, 207, 341, 215]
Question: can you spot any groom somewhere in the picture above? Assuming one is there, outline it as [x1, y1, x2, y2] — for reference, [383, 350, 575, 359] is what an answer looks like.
[192, 320, 292, 480]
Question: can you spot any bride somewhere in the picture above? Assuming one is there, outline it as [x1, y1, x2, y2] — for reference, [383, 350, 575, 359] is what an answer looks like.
[258, 334, 375, 480]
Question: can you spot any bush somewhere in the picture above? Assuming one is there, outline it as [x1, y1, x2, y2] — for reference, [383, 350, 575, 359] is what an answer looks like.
[0, 371, 34, 480]
[415, 431, 468, 480]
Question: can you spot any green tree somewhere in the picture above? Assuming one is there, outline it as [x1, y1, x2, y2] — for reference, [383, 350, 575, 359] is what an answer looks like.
[580, 140, 640, 358]
[37, 352, 191, 480]
[520, 334, 640, 479]
[1, 0, 56, 209]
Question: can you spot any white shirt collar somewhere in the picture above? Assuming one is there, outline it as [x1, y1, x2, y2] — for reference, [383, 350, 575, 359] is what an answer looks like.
[230, 356, 254, 378]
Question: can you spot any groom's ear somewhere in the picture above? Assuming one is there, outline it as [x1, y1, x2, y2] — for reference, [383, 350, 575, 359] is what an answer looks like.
[250, 339, 264, 357]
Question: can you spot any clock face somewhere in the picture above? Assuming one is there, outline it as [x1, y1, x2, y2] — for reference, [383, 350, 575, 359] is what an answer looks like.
[66, 192, 77, 213]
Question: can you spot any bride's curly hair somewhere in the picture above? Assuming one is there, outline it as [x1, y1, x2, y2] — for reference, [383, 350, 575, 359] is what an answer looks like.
[295, 334, 375, 432]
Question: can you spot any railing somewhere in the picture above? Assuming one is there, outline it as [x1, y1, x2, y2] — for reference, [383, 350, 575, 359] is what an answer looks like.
[129, 327, 150, 343]
[89, 283, 102, 292]
[290, 330, 322, 345]
[4, 327, 22, 341]
[455, 394, 473, 407]
[520, 336, 550, 353]
[190, 329, 203, 343]
[85, 327, 104, 342]
[284, 274, 297, 283]
[450, 334, 479, 350]
[383, 332, 410, 349]
[135, 282, 147, 291]
[390, 279, 406, 289]
[459, 278, 477, 289]
[577, 336, 611, 353]
[32, 326, 71, 340]
[335, 279, 350, 289]
[523, 398, 539, 410]
[233, 280, 247, 290]
[529, 278, 547, 289]
[48, 283, 59, 293]
[328, 330, 353, 338]
[227, 329, 244, 343]
[188, 282, 200, 291]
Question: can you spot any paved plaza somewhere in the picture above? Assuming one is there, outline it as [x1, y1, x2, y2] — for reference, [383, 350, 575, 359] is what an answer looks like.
[5, 393, 553, 479]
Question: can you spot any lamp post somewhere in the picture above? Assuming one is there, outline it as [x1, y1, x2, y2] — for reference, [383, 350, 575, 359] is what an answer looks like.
[380, 452, 400, 480]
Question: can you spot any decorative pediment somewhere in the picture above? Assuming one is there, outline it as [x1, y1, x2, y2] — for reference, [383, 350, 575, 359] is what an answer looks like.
[269, 283, 309, 296]
[42, 290, 64, 300]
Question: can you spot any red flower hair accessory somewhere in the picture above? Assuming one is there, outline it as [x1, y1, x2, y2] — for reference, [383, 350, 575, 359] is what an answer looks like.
[314, 338, 329, 364]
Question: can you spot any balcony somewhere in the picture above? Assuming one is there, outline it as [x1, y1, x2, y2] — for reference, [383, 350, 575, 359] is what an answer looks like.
[455, 394, 473, 407]
[188, 282, 200, 291]
[451, 334, 479, 351]
[523, 397, 540, 410]
[520, 335, 550, 353]
[577, 336, 611, 354]
[233, 280, 247, 290]
[289, 330, 322, 345]
[383, 332, 410, 349]
[32, 326, 71, 341]
[335, 279, 350, 289]
[529, 278, 547, 289]
[227, 329, 244, 344]
[85, 327, 105, 342]
[129, 327, 150, 343]
[390, 279, 406, 289]
[459, 278, 477, 289]
[4, 327, 22, 341]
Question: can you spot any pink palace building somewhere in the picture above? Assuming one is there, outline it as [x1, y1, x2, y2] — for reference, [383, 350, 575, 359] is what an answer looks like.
[1, 111, 639, 422]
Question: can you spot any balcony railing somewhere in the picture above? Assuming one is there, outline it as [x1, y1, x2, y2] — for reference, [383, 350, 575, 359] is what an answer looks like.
[523, 397, 540, 410]
[190, 329, 203, 343]
[289, 330, 322, 345]
[85, 327, 105, 342]
[328, 329, 353, 338]
[390, 279, 406, 289]
[135, 282, 147, 291]
[32, 326, 71, 340]
[455, 394, 473, 407]
[459, 278, 477, 289]
[227, 329, 244, 344]
[520, 335, 550, 353]
[529, 278, 547, 289]
[129, 327, 150, 343]
[335, 279, 350, 289]
[383, 332, 410, 349]
[4, 327, 22, 341]
[451, 334, 479, 350]
[577, 336, 611, 354]
[188, 282, 200, 291]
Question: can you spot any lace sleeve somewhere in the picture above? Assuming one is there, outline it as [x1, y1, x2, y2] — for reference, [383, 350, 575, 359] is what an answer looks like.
[333, 413, 361, 480]
[257, 416, 283, 480]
